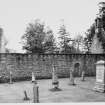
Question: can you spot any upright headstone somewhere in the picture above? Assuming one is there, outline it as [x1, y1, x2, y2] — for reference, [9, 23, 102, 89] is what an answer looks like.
[52, 65, 59, 88]
[9, 71, 13, 84]
[81, 70, 85, 81]
[94, 60, 105, 92]
[32, 72, 36, 83]
[49, 65, 61, 91]
[69, 70, 75, 85]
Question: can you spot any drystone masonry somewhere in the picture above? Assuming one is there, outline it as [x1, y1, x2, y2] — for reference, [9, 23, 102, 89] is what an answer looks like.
[0, 53, 104, 82]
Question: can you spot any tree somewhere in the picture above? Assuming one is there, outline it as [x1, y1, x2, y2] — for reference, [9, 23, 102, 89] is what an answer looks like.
[83, 24, 95, 53]
[58, 23, 73, 53]
[83, 2, 105, 53]
[43, 27, 57, 53]
[73, 34, 84, 53]
[21, 19, 56, 53]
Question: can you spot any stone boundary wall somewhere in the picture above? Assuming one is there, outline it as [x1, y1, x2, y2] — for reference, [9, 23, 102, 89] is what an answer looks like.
[0, 53, 104, 82]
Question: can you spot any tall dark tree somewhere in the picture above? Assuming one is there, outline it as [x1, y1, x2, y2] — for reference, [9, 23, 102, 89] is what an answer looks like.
[83, 2, 105, 53]
[83, 24, 95, 53]
[43, 27, 57, 53]
[21, 19, 56, 53]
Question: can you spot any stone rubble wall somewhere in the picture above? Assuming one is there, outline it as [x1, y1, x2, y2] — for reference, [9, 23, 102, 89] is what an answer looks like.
[0, 53, 104, 82]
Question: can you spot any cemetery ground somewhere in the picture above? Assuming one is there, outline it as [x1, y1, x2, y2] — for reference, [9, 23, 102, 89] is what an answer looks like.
[0, 77, 105, 103]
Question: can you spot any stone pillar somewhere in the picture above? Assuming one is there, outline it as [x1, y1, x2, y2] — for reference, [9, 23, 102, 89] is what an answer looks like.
[33, 83, 39, 103]
[94, 60, 105, 92]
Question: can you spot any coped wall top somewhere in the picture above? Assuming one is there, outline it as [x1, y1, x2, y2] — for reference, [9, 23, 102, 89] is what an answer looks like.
[96, 60, 105, 65]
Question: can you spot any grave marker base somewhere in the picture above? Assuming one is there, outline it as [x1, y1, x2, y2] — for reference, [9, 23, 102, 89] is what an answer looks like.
[81, 79, 85, 81]
[81, 77, 85, 81]
[93, 82, 105, 93]
[9, 82, 13, 84]
[49, 81, 62, 91]
[68, 79, 76, 86]
[23, 97, 30, 101]
[68, 83, 76, 86]
[49, 87, 62, 92]
[9, 81, 13, 84]
[32, 81, 37, 84]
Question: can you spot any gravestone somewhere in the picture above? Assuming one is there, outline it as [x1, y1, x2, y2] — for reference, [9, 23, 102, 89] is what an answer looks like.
[33, 83, 39, 103]
[32, 72, 35, 82]
[52, 67, 59, 89]
[23, 90, 30, 101]
[9, 71, 13, 84]
[68, 70, 75, 85]
[49, 65, 62, 91]
[94, 60, 105, 92]
[32, 72, 38, 84]
[81, 70, 85, 81]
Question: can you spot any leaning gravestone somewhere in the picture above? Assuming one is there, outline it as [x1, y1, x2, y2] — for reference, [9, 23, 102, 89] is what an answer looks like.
[23, 90, 30, 101]
[94, 60, 105, 92]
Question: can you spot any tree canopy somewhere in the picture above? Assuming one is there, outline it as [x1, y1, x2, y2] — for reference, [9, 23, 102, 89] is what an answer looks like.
[21, 19, 56, 53]
[58, 24, 72, 53]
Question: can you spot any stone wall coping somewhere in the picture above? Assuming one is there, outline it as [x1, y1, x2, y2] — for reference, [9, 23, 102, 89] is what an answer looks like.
[0, 53, 105, 56]
[96, 60, 105, 65]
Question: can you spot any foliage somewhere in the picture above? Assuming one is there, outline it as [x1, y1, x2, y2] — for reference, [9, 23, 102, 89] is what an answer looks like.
[58, 23, 73, 53]
[43, 27, 57, 53]
[83, 7, 105, 53]
[97, 14, 105, 52]
[21, 19, 56, 53]
[83, 24, 95, 53]
[73, 34, 84, 53]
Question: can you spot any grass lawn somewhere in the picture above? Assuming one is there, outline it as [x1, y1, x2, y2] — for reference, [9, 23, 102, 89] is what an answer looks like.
[0, 77, 105, 103]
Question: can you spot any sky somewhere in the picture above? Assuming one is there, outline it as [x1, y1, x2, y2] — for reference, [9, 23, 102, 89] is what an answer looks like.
[0, 0, 103, 52]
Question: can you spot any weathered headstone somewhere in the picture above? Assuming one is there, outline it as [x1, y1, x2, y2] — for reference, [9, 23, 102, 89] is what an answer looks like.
[69, 70, 75, 85]
[9, 71, 13, 84]
[49, 65, 61, 91]
[33, 83, 39, 103]
[23, 90, 30, 101]
[31, 72, 37, 84]
[94, 60, 105, 92]
[81, 70, 85, 81]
